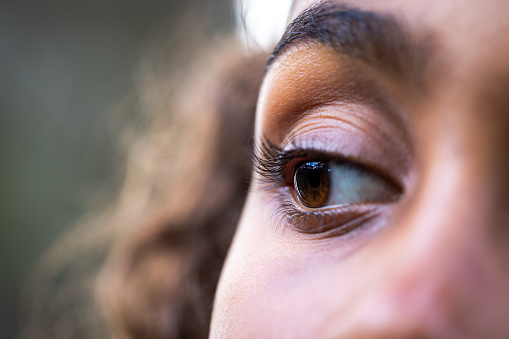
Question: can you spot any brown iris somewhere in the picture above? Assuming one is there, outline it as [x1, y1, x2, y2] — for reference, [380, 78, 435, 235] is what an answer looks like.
[294, 161, 330, 208]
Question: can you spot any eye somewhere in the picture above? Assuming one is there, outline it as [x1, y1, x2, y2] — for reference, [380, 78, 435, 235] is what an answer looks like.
[293, 161, 330, 208]
[294, 160, 401, 209]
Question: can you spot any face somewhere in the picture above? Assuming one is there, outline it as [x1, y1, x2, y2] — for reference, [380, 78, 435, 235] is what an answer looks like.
[211, 0, 509, 337]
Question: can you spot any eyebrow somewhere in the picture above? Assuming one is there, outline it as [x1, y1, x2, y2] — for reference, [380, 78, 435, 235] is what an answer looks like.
[267, 1, 432, 90]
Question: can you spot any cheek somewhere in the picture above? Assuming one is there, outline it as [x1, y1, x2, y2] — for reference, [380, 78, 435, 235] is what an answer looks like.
[211, 192, 363, 338]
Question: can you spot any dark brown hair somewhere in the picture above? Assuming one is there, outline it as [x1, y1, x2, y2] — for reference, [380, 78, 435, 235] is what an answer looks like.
[98, 43, 266, 338]
[21, 38, 266, 339]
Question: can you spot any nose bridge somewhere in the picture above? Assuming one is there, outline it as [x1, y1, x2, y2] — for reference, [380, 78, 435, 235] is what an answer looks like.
[393, 157, 491, 303]
[405, 92, 509, 254]
[409, 94, 509, 247]
[376, 168, 488, 334]
[402, 149, 492, 263]
[343, 141, 509, 337]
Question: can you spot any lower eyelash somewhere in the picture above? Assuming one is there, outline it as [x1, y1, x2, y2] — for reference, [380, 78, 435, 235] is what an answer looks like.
[272, 189, 380, 237]
[251, 137, 325, 189]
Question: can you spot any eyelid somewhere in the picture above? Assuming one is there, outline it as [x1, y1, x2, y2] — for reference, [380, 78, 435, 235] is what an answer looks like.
[273, 189, 384, 237]
[258, 44, 414, 150]
[254, 56, 413, 236]
[279, 107, 414, 181]
[252, 136, 403, 235]
[253, 137, 403, 193]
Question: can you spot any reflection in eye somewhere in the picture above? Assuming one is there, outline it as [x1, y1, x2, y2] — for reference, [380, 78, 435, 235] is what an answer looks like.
[294, 160, 401, 209]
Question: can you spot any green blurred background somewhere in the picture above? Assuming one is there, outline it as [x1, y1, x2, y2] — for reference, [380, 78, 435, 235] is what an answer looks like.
[0, 1, 233, 337]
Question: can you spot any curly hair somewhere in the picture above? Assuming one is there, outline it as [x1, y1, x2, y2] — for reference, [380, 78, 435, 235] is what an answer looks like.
[21, 37, 266, 338]
[98, 42, 266, 338]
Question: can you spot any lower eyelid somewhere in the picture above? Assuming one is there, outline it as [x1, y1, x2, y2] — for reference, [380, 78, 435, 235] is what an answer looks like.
[273, 189, 384, 237]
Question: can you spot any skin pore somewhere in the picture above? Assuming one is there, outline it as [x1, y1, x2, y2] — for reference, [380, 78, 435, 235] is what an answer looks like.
[211, 0, 509, 337]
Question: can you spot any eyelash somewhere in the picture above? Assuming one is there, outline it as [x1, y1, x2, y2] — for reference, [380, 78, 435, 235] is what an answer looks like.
[251, 137, 383, 236]
[252, 137, 317, 188]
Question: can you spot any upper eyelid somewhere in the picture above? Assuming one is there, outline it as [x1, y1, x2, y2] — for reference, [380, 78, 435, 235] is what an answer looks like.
[252, 137, 336, 188]
[253, 136, 403, 191]
[259, 46, 416, 150]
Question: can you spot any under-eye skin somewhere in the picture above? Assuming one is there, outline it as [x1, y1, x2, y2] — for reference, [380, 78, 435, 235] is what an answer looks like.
[253, 138, 403, 235]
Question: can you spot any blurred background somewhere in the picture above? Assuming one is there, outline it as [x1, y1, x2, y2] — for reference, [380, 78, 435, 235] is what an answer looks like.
[0, 1, 234, 338]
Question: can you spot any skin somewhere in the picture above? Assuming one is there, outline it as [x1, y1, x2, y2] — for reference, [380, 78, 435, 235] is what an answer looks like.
[211, 0, 509, 337]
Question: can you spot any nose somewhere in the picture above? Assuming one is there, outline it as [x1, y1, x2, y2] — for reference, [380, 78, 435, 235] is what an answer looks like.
[332, 154, 509, 338]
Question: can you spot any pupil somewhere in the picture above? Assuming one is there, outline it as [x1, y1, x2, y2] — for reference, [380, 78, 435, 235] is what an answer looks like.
[309, 171, 321, 188]
[294, 161, 329, 208]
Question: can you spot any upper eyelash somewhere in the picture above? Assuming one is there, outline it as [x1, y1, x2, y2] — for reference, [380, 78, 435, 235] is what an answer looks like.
[251, 137, 337, 232]
[251, 137, 294, 188]
[251, 136, 332, 189]
[252, 136, 404, 195]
